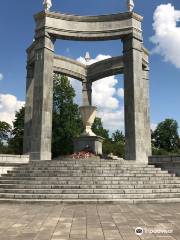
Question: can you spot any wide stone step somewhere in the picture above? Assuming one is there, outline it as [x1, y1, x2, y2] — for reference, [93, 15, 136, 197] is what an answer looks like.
[1, 198, 180, 203]
[1, 192, 180, 200]
[0, 179, 180, 185]
[1, 188, 180, 194]
[29, 158, 151, 165]
[20, 161, 154, 169]
[23, 162, 156, 167]
[7, 167, 168, 171]
[16, 167, 158, 173]
[25, 164, 152, 168]
[8, 168, 166, 173]
[0, 159, 179, 202]
[0, 177, 176, 184]
[3, 173, 171, 178]
[1, 183, 180, 189]
[0, 174, 175, 180]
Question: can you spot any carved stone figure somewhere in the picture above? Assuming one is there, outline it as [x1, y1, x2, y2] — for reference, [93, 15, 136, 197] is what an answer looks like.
[127, 0, 134, 12]
[85, 52, 91, 62]
[43, 0, 52, 11]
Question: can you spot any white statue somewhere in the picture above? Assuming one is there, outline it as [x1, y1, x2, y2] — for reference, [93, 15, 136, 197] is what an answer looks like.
[127, 0, 134, 12]
[85, 52, 91, 62]
[43, 0, 52, 11]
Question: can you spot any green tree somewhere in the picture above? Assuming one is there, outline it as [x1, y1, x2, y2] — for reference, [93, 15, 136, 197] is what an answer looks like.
[92, 117, 109, 139]
[8, 107, 25, 154]
[112, 130, 125, 143]
[0, 121, 11, 143]
[52, 74, 83, 157]
[152, 118, 179, 153]
[0, 121, 12, 153]
[103, 140, 125, 158]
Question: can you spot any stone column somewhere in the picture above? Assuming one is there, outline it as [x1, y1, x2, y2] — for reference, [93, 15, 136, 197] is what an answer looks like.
[82, 80, 92, 106]
[23, 63, 34, 154]
[30, 33, 55, 160]
[123, 33, 151, 163]
[142, 64, 152, 157]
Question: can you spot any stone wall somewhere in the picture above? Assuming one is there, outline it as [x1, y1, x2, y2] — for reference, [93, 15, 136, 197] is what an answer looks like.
[0, 155, 29, 176]
[149, 156, 180, 176]
[0, 154, 29, 164]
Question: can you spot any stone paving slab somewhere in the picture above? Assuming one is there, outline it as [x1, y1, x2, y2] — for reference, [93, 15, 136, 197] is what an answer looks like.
[0, 203, 179, 240]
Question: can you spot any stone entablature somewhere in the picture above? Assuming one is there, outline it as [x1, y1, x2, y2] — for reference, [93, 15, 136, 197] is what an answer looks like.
[53, 55, 124, 82]
[27, 52, 148, 82]
[34, 11, 142, 40]
[53, 55, 87, 81]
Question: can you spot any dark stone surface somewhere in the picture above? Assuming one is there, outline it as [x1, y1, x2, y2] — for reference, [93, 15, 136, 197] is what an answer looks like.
[73, 136, 104, 155]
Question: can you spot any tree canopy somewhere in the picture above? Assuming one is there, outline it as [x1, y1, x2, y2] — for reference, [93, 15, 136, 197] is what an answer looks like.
[52, 74, 83, 157]
[8, 107, 25, 154]
[112, 130, 125, 143]
[152, 118, 180, 154]
[92, 117, 109, 139]
[0, 121, 11, 143]
[0, 121, 12, 153]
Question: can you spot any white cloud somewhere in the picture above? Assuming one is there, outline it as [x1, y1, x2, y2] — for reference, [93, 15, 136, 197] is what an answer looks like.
[92, 76, 119, 109]
[117, 88, 124, 98]
[151, 123, 157, 131]
[70, 54, 124, 133]
[0, 73, 4, 81]
[98, 109, 124, 133]
[77, 54, 111, 65]
[151, 4, 180, 68]
[77, 54, 119, 110]
[0, 94, 25, 125]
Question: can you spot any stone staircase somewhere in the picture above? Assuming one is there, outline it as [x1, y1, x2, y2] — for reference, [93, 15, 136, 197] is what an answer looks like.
[0, 158, 180, 203]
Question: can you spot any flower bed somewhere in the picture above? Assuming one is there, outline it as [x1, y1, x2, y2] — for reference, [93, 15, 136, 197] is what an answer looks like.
[71, 151, 94, 159]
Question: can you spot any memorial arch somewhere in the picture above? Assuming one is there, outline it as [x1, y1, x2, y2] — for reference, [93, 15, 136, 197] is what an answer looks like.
[23, 6, 151, 163]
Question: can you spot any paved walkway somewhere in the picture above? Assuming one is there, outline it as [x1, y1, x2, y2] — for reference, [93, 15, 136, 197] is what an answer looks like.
[0, 203, 180, 240]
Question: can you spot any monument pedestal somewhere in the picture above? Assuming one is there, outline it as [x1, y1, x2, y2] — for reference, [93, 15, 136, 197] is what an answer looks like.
[73, 136, 104, 155]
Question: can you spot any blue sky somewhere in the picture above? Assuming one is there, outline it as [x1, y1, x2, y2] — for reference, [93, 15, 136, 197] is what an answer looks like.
[0, 0, 180, 133]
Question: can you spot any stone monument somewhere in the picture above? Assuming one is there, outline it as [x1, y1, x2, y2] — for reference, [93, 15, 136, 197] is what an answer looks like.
[73, 53, 104, 155]
[23, 0, 151, 162]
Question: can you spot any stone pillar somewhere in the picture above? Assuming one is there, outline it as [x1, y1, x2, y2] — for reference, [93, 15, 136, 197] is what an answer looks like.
[82, 80, 92, 106]
[123, 33, 151, 163]
[142, 64, 152, 157]
[23, 63, 34, 154]
[30, 33, 55, 160]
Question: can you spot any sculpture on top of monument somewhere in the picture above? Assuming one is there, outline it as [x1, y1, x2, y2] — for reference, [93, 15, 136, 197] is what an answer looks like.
[78, 52, 96, 137]
[85, 52, 91, 63]
[43, 0, 52, 11]
[127, 0, 134, 12]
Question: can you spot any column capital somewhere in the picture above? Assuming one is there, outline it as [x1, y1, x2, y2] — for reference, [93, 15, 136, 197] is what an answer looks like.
[123, 33, 143, 53]
[34, 32, 55, 52]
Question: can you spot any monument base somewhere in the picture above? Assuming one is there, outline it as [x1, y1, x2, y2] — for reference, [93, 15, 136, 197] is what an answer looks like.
[73, 136, 104, 155]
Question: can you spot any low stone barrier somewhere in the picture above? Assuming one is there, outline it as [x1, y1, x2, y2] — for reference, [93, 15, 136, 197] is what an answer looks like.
[149, 156, 180, 176]
[0, 155, 29, 176]
[0, 154, 29, 164]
